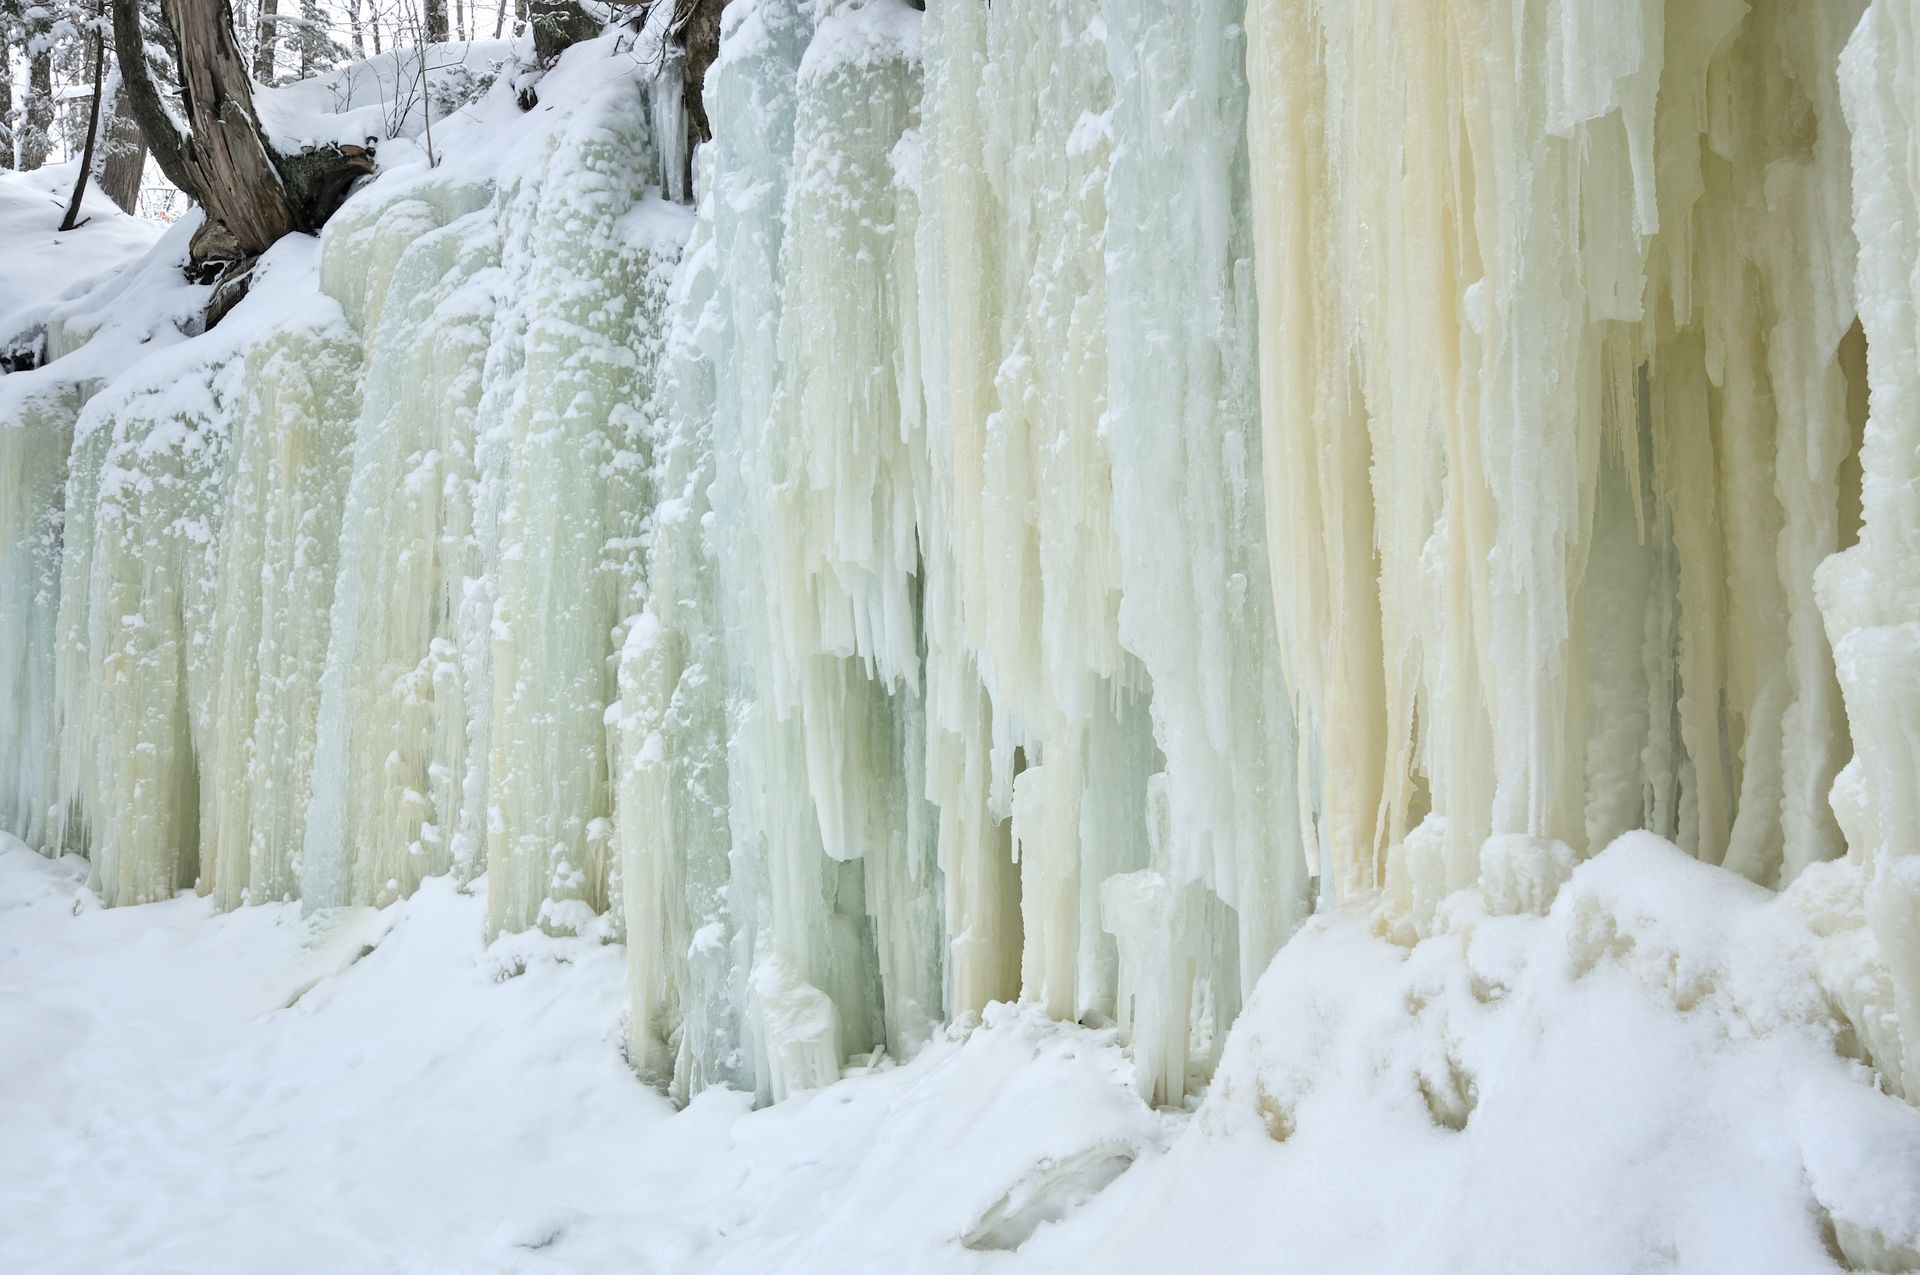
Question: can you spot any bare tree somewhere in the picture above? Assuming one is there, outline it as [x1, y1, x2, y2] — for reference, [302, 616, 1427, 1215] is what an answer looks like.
[0, 18, 13, 171]
[59, 18, 106, 230]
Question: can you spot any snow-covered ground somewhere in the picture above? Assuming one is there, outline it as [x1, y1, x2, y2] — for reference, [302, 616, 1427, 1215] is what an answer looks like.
[0, 836, 1167, 1274]
[6, 831, 1916, 1274]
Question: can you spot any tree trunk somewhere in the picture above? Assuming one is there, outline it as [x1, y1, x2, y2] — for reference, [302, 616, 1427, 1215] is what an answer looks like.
[298, 0, 319, 77]
[529, 0, 592, 63]
[252, 0, 277, 83]
[98, 73, 148, 214]
[1, 29, 13, 171]
[426, 0, 447, 42]
[346, 0, 364, 57]
[60, 30, 107, 231]
[674, 0, 725, 146]
[22, 43, 53, 170]
[112, 0, 374, 261]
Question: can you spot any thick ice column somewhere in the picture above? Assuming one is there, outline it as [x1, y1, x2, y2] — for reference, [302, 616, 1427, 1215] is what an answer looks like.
[1752, 1, 1868, 883]
[1244, 0, 1398, 898]
[481, 84, 682, 938]
[738, 0, 933, 1073]
[909, 0, 1022, 1021]
[201, 311, 361, 908]
[0, 386, 87, 852]
[302, 182, 499, 911]
[1821, 0, 1920, 1100]
[1103, 0, 1310, 1057]
[915, 0, 1161, 1029]
[615, 149, 744, 1096]
[54, 344, 245, 905]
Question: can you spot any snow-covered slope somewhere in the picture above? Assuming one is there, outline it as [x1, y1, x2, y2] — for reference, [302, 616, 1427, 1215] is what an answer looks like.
[0, 161, 162, 345]
[1103, 834, 1920, 1274]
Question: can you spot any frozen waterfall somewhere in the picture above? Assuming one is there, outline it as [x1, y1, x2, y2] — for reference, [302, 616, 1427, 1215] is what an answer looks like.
[3, 0, 1920, 1118]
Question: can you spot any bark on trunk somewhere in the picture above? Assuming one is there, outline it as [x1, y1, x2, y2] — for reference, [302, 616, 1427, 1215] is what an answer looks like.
[674, 0, 725, 147]
[426, 0, 447, 42]
[252, 0, 277, 82]
[1, 31, 12, 171]
[22, 44, 53, 170]
[98, 74, 148, 214]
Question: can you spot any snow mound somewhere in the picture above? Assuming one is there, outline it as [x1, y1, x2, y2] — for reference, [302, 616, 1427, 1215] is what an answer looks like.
[1093, 833, 1920, 1274]
[0, 162, 163, 347]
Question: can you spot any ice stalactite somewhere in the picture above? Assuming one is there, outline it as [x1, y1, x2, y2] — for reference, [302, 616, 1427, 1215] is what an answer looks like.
[615, 148, 737, 1096]
[907, 0, 1023, 1028]
[53, 334, 242, 905]
[615, 0, 821, 1100]
[1102, 0, 1309, 1103]
[0, 388, 84, 853]
[1243, 0, 1873, 925]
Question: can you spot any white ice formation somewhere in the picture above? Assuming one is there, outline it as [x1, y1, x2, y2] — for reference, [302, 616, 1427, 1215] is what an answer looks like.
[3, 0, 1920, 1115]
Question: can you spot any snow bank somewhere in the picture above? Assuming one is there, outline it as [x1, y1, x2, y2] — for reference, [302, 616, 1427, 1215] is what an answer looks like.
[1097, 833, 1920, 1274]
[0, 161, 162, 345]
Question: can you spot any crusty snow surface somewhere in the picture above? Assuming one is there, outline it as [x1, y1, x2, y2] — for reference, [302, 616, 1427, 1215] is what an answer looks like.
[5, 832, 1916, 1274]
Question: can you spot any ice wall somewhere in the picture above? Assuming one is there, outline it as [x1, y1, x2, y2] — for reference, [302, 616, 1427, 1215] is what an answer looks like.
[1244, 0, 1870, 899]
[6, 0, 1920, 1113]
[610, 0, 1311, 1107]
